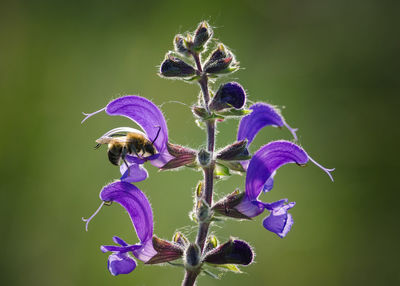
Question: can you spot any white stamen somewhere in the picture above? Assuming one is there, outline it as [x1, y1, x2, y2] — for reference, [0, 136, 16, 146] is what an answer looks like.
[81, 107, 106, 124]
[82, 201, 105, 231]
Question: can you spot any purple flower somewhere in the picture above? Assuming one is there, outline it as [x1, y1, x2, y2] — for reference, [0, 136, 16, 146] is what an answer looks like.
[82, 96, 173, 182]
[234, 140, 334, 237]
[237, 102, 298, 145]
[97, 181, 156, 275]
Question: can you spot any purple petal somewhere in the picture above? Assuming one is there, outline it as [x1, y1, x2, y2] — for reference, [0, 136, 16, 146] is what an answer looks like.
[234, 196, 265, 218]
[107, 253, 137, 276]
[262, 201, 295, 238]
[245, 140, 308, 200]
[100, 181, 153, 243]
[113, 236, 128, 246]
[120, 162, 149, 183]
[149, 152, 174, 168]
[263, 172, 276, 192]
[237, 103, 298, 146]
[105, 96, 168, 153]
[132, 239, 157, 262]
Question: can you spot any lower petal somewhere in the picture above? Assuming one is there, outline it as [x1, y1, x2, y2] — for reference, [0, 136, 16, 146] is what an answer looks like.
[107, 253, 137, 276]
[120, 163, 149, 183]
[262, 201, 295, 238]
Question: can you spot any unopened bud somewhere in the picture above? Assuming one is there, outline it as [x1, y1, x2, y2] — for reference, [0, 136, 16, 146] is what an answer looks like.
[212, 190, 251, 219]
[196, 181, 204, 198]
[198, 149, 211, 167]
[184, 243, 201, 270]
[216, 140, 251, 161]
[173, 232, 189, 246]
[174, 34, 190, 55]
[203, 238, 253, 266]
[193, 21, 212, 51]
[203, 44, 238, 74]
[160, 54, 196, 78]
[209, 82, 246, 111]
[205, 235, 219, 253]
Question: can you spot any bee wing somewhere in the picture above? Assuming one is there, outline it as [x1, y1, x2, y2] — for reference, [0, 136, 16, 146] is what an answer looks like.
[100, 127, 147, 138]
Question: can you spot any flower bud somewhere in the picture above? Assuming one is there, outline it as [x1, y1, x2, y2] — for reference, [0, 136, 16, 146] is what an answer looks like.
[203, 238, 253, 265]
[197, 149, 211, 167]
[195, 181, 204, 198]
[184, 243, 201, 270]
[212, 190, 251, 219]
[145, 236, 184, 264]
[172, 232, 189, 247]
[204, 235, 219, 253]
[216, 140, 251, 161]
[209, 82, 246, 111]
[160, 54, 196, 78]
[193, 21, 212, 51]
[174, 34, 190, 55]
[203, 44, 238, 74]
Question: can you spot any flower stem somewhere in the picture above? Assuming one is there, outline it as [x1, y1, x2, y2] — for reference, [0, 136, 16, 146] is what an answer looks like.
[182, 52, 216, 286]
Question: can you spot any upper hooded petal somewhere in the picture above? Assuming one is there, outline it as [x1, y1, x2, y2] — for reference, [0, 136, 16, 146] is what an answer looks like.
[105, 96, 168, 154]
[245, 140, 308, 200]
[237, 103, 298, 146]
[100, 181, 153, 244]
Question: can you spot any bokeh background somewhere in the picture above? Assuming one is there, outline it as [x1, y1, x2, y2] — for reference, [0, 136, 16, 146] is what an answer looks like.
[1, 0, 399, 285]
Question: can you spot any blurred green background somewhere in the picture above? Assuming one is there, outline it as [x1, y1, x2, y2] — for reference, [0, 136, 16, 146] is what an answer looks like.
[1, 0, 399, 285]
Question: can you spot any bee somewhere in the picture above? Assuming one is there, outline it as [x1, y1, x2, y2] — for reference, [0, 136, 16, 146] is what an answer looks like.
[95, 127, 161, 167]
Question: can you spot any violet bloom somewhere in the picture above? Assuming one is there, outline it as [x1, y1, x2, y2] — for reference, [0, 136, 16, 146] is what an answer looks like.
[82, 96, 172, 182]
[98, 181, 156, 275]
[235, 140, 334, 237]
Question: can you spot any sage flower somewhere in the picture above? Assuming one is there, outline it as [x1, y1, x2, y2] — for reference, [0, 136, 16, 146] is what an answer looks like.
[98, 181, 156, 275]
[82, 95, 172, 182]
[235, 140, 334, 237]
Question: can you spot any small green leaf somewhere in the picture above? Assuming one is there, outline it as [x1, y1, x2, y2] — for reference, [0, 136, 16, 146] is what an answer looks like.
[203, 269, 222, 279]
[207, 263, 243, 273]
[215, 108, 252, 117]
[215, 163, 231, 177]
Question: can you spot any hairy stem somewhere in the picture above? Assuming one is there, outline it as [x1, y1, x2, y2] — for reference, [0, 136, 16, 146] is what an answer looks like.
[182, 52, 216, 286]
[182, 271, 199, 286]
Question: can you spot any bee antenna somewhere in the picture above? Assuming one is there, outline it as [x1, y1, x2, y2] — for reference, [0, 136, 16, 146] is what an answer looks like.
[94, 143, 101, 149]
[151, 126, 161, 145]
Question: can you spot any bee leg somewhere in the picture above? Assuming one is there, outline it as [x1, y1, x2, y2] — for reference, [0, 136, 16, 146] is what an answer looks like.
[151, 125, 161, 145]
[131, 145, 145, 160]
